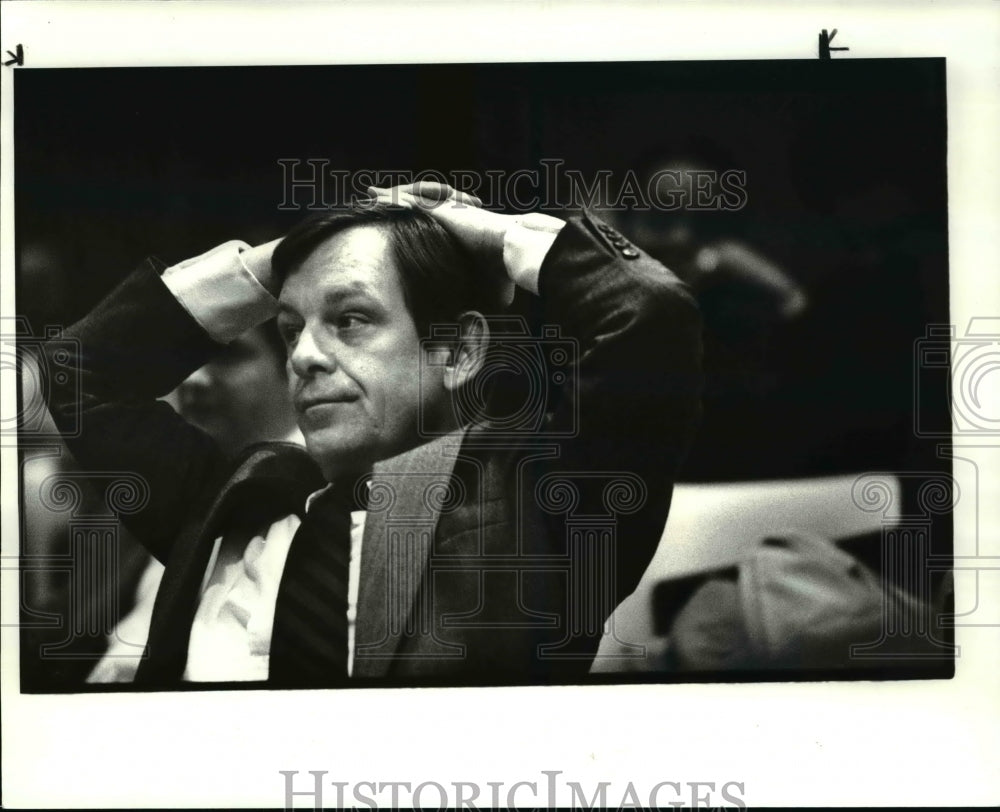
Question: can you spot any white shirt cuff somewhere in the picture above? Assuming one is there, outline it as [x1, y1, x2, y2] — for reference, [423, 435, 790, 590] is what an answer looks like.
[161, 240, 278, 344]
[502, 212, 566, 296]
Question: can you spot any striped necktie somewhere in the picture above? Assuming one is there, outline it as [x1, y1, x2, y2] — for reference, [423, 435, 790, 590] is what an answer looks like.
[268, 485, 355, 687]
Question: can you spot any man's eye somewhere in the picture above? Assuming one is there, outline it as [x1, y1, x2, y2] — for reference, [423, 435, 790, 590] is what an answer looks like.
[279, 325, 301, 346]
[337, 313, 370, 330]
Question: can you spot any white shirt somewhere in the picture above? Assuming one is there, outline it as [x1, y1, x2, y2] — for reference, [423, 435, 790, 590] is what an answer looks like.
[183, 496, 366, 681]
[163, 212, 565, 682]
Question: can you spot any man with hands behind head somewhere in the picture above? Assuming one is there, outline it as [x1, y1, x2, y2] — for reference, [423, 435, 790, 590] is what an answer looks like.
[43, 182, 702, 687]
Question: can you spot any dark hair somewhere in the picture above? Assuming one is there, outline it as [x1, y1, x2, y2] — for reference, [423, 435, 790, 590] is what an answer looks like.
[272, 203, 499, 337]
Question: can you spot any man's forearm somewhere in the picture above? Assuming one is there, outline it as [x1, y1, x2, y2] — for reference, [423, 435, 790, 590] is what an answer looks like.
[536, 211, 703, 477]
[162, 239, 280, 344]
[42, 261, 236, 561]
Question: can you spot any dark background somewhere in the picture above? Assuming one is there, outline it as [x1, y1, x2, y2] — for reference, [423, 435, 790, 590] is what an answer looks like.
[15, 59, 950, 483]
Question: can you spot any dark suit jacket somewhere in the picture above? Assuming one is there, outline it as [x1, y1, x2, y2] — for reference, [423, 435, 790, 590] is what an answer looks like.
[43, 212, 702, 687]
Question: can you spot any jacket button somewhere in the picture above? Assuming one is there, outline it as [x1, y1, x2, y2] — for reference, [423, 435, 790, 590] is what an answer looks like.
[621, 248, 640, 259]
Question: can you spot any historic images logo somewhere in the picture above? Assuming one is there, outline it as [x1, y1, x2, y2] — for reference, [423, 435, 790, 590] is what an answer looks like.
[277, 159, 748, 213]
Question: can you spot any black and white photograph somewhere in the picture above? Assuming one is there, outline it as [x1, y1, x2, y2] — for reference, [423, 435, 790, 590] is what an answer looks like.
[13, 57, 957, 693]
[2, 2, 998, 809]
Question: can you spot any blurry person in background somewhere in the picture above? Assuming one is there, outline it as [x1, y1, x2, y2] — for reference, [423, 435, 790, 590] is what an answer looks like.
[615, 136, 805, 314]
[88, 319, 302, 683]
[171, 318, 301, 456]
[606, 137, 808, 481]
[631, 160, 806, 323]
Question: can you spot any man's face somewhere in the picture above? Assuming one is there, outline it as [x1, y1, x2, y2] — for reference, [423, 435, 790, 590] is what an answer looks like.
[176, 327, 291, 455]
[276, 225, 451, 479]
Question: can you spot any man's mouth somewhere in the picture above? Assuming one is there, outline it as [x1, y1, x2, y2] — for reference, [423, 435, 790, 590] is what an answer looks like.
[296, 394, 359, 413]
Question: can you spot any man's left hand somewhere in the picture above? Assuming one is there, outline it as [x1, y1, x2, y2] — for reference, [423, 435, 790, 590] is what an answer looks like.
[367, 182, 514, 293]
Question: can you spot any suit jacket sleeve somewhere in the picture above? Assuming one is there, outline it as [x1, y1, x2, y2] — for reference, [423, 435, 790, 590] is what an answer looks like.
[533, 212, 703, 595]
[41, 260, 233, 563]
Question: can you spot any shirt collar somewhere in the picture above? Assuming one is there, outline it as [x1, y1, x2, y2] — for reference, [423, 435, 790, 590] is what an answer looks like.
[304, 479, 371, 514]
[304, 483, 335, 513]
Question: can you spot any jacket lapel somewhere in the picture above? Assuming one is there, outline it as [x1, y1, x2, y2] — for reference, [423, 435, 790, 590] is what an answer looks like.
[136, 443, 324, 685]
[353, 429, 466, 678]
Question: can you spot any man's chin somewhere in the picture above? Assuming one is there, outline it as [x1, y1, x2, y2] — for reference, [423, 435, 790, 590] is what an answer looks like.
[304, 433, 378, 480]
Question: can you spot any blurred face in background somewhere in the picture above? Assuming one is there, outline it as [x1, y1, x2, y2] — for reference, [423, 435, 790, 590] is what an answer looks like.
[174, 324, 298, 456]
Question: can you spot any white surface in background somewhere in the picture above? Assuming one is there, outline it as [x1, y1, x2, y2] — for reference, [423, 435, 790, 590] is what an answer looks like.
[596, 473, 902, 663]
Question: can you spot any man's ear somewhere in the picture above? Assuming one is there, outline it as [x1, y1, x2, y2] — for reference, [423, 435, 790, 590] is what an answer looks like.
[443, 311, 490, 392]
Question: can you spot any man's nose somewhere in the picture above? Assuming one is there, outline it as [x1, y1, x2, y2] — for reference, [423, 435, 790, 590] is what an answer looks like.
[288, 325, 337, 378]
